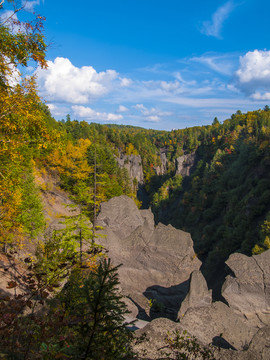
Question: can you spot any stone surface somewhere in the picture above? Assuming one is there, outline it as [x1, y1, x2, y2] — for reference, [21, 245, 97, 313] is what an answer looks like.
[222, 250, 270, 327]
[133, 315, 270, 360]
[133, 318, 184, 359]
[211, 326, 270, 360]
[97, 195, 201, 319]
[247, 326, 270, 359]
[179, 301, 257, 351]
[175, 152, 196, 177]
[178, 270, 212, 318]
[116, 153, 144, 185]
[155, 151, 168, 176]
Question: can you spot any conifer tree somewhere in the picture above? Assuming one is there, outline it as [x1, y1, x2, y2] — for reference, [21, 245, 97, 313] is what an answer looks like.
[59, 259, 134, 360]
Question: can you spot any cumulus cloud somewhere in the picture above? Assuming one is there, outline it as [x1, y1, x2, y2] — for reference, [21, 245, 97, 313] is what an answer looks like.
[72, 105, 123, 122]
[117, 105, 128, 112]
[36, 57, 119, 104]
[200, 1, 235, 39]
[234, 50, 270, 98]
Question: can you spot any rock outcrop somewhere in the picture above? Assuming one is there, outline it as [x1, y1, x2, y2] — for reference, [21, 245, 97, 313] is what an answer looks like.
[175, 152, 196, 177]
[222, 250, 270, 327]
[133, 318, 185, 359]
[96, 195, 201, 319]
[179, 301, 257, 350]
[154, 151, 167, 175]
[176, 269, 257, 351]
[133, 317, 270, 360]
[116, 153, 144, 185]
[177, 270, 212, 318]
[96, 195, 270, 358]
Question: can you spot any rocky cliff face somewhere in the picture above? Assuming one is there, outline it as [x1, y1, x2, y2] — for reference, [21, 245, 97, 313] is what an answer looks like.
[154, 151, 167, 176]
[96, 195, 201, 320]
[116, 153, 144, 185]
[175, 152, 196, 177]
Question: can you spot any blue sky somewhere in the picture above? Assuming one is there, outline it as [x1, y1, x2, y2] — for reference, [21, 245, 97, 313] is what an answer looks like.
[4, 0, 270, 130]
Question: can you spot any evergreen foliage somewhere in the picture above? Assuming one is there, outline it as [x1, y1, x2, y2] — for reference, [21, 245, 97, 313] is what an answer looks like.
[58, 259, 134, 360]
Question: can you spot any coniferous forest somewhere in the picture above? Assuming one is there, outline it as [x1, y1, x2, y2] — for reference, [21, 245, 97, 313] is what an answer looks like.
[1, 1, 270, 359]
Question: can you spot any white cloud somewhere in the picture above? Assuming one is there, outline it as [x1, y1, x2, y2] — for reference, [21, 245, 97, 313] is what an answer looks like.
[24, 0, 44, 12]
[160, 80, 181, 91]
[0, 10, 20, 32]
[36, 57, 119, 104]
[235, 50, 270, 98]
[0, 10, 17, 23]
[32, 53, 267, 130]
[72, 105, 123, 122]
[144, 79, 182, 93]
[117, 105, 128, 112]
[163, 96, 253, 108]
[47, 104, 70, 117]
[133, 104, 171, 119]
[191, 54, 234, 76]
[200, 1, 235, 39]
[134, 104, 147, 112]
[146, 115, 160, 122]
[120, 77, 132, 87]
[251, 92, 270, 101]
[173, 72, 197, 85]
[4, 61, 21, 87]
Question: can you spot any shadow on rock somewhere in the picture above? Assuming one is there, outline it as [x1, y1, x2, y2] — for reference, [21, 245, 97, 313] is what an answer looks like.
[212, 336, 237, 350]
[143, 280, 189, 321]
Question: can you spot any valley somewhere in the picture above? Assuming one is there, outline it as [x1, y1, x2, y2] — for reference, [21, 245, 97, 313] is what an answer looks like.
[1, 104, 270, 359]
[1, 4, 270, 356]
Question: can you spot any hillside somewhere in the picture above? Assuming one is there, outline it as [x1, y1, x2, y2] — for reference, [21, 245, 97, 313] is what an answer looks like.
[57, 109, 270, 282]
[2, 105, 269, 281]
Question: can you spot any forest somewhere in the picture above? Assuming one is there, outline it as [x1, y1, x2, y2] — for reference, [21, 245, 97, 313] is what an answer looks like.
[1, 0, 270, 358]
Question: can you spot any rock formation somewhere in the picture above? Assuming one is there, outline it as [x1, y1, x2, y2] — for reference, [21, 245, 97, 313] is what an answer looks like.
[175, 152, 196, 177]
[134, 256, 270, 358]
[116, 153, 144, 185]
[176, 269, 257, 351]
[154, 150, 167, 175]
[133, 318, 270, 360]
[96, 195, 201, 319]
[177, 270, 212, 318]
[96, 195, 270, 358]
[222, 250, 270, 327]
[133, 318, 185, 359]
[179, 301, 257, 350]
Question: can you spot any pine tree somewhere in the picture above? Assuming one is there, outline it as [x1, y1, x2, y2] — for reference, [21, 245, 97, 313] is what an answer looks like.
[59, 259, 134, 360]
